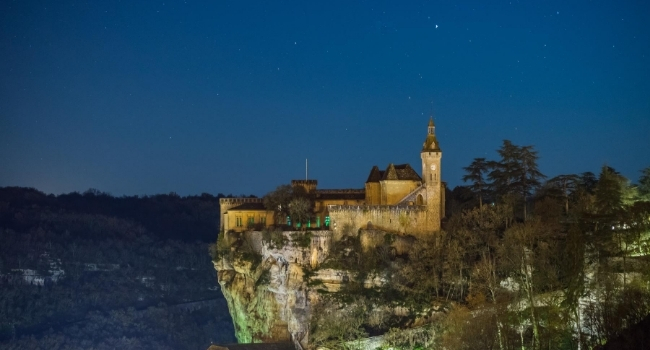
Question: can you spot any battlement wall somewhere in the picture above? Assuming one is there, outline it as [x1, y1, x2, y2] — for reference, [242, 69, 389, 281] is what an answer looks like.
[219, 197, 263, 205]
[315, 189, 365, 194]
[291, 180, 318, 185]
[328, 204, 430, 239]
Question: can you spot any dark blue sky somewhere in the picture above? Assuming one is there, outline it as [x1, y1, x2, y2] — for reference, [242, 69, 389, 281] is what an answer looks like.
[1, 1, 649, 196]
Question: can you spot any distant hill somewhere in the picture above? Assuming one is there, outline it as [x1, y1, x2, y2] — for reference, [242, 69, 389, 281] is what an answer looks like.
[0, 186, 256, 242]
[0, 186, 238, 349]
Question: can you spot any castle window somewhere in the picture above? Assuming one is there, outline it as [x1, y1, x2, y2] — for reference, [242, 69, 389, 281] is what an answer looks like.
[236, 217, 243, 227]
[324, 216, 330, 227]
[261, 216, 266, 225]
[248, 217, 254, 225]
[287, 216, 291, 226]
[316, 217, 321, 227]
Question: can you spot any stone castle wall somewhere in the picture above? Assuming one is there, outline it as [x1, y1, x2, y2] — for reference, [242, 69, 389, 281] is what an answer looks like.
[328, 205, 430, 239]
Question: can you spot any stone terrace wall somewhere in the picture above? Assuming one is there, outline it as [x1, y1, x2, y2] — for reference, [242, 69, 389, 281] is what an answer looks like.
[328, 205, 429, 240]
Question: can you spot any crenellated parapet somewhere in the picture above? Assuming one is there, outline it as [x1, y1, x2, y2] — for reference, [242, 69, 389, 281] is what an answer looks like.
[327, 204, 432, 238]
[315, 189, 365, 194]
[328, 204, 427, 212]
[219, 197, 263, 206]
[291, 179, 318, 194]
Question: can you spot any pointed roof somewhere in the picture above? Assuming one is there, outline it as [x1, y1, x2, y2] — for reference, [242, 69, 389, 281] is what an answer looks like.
[422, 116, 441, 152]
[366, 164, 422, 182]
[389, 164, 422, 181]
[383, 163, 398, 180]
[366, 165, 384, 183]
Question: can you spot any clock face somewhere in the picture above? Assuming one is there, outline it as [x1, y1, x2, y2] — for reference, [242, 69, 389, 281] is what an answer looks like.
[430, 164, 436, 171]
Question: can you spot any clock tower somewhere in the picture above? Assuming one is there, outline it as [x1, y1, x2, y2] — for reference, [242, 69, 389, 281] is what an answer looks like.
[420, 117, 443, 231]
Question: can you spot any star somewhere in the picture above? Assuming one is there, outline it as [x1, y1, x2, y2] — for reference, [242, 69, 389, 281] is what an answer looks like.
[435, 25, 439, 29]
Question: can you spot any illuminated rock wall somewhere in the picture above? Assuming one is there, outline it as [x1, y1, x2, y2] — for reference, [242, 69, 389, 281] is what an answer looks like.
[215, 231, 331, 347]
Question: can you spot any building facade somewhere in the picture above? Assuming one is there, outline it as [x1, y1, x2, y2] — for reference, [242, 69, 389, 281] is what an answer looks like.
[220, 118, 444, 235]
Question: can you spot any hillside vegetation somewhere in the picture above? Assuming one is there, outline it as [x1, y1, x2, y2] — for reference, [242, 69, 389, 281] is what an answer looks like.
[0, 187, 237, 350]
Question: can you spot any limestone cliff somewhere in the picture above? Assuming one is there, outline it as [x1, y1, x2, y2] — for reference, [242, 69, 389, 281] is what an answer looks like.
[214, 230, 331, 348]
[214, 229, 440, 349]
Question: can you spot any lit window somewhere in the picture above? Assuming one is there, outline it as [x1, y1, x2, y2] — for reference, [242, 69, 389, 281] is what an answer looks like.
[236, 217, 242, 227]
[324, 216, 330, 227]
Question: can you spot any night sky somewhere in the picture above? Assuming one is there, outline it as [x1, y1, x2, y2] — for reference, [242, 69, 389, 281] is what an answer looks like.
[1, 1, 649, 197]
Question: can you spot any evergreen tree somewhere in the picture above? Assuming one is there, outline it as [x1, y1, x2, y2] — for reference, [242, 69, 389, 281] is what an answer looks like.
[488, 140, 523, 197]
[546, 174, 580, 214]
[519, 145, 546, 219]
[594, 166, 624, 216]
[638, 166, 650, 201]
[579, 171, 598, 194]
[488, 140, 545, 219]
[462, 157, 490, 209]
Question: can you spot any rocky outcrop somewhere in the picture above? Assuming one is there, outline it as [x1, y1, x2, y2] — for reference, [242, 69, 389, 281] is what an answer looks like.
[214, 229, 434, 349]
[215, 230, 332, 348]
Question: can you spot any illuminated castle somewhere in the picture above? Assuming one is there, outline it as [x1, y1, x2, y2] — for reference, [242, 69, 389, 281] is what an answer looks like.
[220, 118, 444, 235]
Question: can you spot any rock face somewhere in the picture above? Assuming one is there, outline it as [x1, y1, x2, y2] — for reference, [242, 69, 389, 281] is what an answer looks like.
[215, 230, 332, 348]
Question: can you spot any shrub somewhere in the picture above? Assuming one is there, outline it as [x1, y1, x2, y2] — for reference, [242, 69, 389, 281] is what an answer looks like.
[256, 269, 271, 287]
[291, 231, 312, 248]
[262, 228, 287, 249]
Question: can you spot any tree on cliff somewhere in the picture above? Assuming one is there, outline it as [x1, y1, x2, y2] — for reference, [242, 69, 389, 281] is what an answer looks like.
[289, 197, 312, 229]
[638, 166, 650, 201]
[263, 185, 295, 225]
[263, 184, 310, 227]
[462, 157, 490, 209]
[488, 140, 545, 220]
[545, 174, 580, 215]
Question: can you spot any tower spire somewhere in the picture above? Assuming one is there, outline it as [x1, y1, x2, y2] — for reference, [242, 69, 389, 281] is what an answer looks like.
[422, 117, 440, 152]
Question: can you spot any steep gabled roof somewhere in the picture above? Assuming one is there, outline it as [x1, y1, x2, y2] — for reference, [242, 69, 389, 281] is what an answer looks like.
[392, 163, 422, 181]
[367, 164, 422, 182]
[366, 165, 384, 183]
[383, 163, 399, 180]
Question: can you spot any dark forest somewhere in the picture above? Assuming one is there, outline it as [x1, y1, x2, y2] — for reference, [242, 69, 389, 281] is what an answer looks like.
[0, 188, 240, 349]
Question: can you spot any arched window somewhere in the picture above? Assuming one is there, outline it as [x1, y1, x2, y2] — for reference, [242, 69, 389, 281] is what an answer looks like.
[416, 194, 424, 205]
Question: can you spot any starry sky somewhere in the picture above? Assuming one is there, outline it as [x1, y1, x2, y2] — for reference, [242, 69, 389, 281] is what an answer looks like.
[1, 1, 649, 197]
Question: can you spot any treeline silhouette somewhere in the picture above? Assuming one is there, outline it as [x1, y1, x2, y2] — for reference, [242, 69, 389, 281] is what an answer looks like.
[0, 187, 254, 242]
